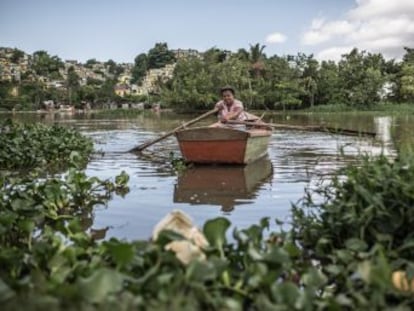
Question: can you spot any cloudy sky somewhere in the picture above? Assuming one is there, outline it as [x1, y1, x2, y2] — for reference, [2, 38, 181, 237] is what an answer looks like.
[1, 0, 413, 62]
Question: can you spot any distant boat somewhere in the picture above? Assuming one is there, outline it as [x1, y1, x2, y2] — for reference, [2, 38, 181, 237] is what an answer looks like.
[173, 157, 273, 211]
[175, 126, 272, 165]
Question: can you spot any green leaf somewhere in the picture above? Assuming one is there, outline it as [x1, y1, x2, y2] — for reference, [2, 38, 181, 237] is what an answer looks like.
[335, 294, 353, 307]
[301, 268, 327, 288]
[115, 171, 129, 186]
[203, 217, 230, 255]
[336, 249, 354, 263]
[17, 218, 35, 233]
[103, 240, 135, 268]
[77, 268, 124, 304]
[276, 282, 300, 306]
[262, 246, 290, 267]
[186, 260, 217, 282]
[324, 264, 344, 276]
[345, 238, 368, 252]
[283, 242, 301, 258]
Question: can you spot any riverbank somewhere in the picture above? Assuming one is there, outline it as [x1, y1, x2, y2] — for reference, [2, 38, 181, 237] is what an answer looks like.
[1, 102, 413, 116]
[300, 102, 414, 114]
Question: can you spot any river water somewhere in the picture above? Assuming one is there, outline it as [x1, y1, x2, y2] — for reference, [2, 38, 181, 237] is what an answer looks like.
[3, 110, 412, 240]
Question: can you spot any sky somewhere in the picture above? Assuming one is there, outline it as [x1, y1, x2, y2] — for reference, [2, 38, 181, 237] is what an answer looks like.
[1, 0, 413, 63]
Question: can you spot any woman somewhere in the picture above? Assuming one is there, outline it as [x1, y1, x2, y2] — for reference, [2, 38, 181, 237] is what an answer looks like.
[214, 85, 247, 124]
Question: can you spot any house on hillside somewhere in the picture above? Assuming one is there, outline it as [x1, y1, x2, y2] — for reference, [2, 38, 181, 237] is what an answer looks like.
[172, 49, 201, 60]
[114, 84, 130, 97]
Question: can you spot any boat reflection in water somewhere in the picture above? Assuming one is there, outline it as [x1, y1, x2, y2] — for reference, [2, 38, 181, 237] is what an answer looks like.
[173, 157, 273, 212]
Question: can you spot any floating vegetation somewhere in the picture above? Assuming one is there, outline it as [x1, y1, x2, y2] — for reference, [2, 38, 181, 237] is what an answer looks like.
[169, 151, 189, 172]
[0, 120, 93, 172]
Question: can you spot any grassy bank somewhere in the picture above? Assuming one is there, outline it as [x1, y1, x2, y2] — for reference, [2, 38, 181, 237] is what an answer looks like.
[303, 102, 414, 114]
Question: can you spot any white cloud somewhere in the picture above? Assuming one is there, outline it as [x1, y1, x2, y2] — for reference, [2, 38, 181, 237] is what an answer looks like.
[302, 0, 414, 60]
[349, 0, 414, 19]
[302, 20, 354, 45]
[265, 32, 287, 44]
[317, 46, 354, 62]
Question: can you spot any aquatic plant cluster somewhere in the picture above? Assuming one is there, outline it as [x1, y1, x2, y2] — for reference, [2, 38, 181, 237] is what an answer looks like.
[0, 120, 93, 171]
[1, 122, 414, 310]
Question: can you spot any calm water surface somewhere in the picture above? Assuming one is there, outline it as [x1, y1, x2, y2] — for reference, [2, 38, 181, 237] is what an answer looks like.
[4, 110, 412, 240]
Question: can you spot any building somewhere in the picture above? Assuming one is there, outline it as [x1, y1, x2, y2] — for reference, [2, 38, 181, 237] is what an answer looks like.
[114, 84, 130, 97]
[172, 49, 201, 60]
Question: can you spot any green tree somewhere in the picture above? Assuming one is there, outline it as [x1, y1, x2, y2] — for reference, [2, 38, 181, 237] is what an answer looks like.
[302, 76, 317, 108]
[32, 50, 63, 79]
[105, 59, 124, 76]
[248, 43, 266, 77]
[96, 79, 117, 106]
[235, 48, 249, 62]
[161, 55, 254, 111]
[338, 48, 385, 107]
[299, 54, 319, 108]
[211, 57, 251, 105]
[0, 82, 15, 110]
[260, 55, 303, 109]
[203, 47, 229, 64]
[399, 47, 414, 101]
[85, 58, 98, 68]
[11, 48, 25, 63]
[274, 80, 303, 111]
[79, 85, 98, 104]
[131, 53, 148, 84]
[46, 86, 66, 105]
[66, 66, 80, 106]
[147, 42, 176, 69]
[249, 43, 266, 63]
[19, 80, 46, 110]
[161, 57, 215, 111]
[316, 61, 343, 105]
[86, 77, 104, 86]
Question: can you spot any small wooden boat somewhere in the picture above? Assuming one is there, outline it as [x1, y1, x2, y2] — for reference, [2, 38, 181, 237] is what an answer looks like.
[175, 126, 272, 164]
[173, 157, 273, 211]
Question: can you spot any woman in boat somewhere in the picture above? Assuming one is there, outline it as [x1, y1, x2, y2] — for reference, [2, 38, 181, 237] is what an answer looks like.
[214, 86, 247, 124]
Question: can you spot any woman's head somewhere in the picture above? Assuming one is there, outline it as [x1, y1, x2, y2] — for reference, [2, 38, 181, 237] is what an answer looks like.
[220, 86, 235, 105]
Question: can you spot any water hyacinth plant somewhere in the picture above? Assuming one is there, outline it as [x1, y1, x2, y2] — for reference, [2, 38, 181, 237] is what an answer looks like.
[0, 120, 93, 171]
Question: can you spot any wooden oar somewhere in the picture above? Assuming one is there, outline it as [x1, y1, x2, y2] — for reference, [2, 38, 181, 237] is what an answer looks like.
[129, 108, 219, 152]
[227, 120, 376, 137]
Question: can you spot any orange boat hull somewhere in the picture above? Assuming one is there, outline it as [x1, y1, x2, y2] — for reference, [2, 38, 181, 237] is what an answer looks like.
[175, 127, 271, 164]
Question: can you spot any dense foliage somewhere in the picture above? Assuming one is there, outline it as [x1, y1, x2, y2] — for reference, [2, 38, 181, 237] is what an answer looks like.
[293, 155, 414, 257]
[132, 42, 176, 84]
[2, 44, 414, 112]
[0, 49, 122, 110]
[31, 50, 64, 80]
[0, 120, 93, 171]
[161, 47, 414, 111]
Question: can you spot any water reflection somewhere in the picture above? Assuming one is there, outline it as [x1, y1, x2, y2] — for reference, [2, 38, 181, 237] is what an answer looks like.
[373, 116, 395, 156]
[174, 158, 273, 212]
[78, 208, 109, 241]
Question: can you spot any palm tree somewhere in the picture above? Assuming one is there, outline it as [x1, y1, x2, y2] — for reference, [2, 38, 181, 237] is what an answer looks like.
[248, 43, 266, 77]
